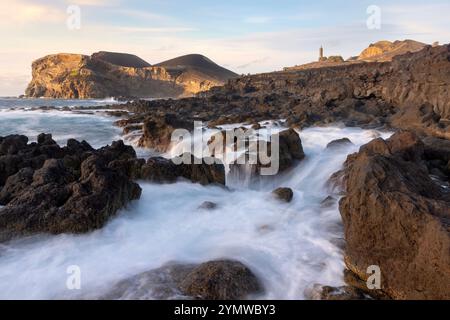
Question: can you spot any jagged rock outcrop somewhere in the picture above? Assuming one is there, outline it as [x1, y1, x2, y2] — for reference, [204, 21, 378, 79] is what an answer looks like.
[228, 128, 305, 184]
[336, 131, 450, 299]
[137, 113, 194, 152]
[25, 52, 237, 99]
[0, 135, 142, 242]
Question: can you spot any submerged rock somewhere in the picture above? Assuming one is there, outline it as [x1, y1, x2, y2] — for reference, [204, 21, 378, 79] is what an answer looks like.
[326, 138, 354, 149]
[0, 134, 142, 242]
[198, 201, 218, 210]
[103, 260, 263, 300]
[271, 187, 294, 203]
[338, 131, 450, 299]
[320, 196, 337, 208]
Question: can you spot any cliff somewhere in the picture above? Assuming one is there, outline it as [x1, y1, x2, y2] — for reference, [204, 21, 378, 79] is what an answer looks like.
[25, 52, 237, 99]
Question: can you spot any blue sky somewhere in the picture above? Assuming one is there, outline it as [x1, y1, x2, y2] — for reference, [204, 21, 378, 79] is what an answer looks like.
[1, 0, 449, 96]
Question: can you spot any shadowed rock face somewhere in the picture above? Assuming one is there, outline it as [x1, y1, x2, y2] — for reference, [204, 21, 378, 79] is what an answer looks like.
[0, 135, 142, 242]
[25, 52, 237, 99]
[337, 131, 450, 299]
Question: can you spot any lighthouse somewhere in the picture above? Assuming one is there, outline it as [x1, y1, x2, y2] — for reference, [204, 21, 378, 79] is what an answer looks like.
[319, 45, 326, 61]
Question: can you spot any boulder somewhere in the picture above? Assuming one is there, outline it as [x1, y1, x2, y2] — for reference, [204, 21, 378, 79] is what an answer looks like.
[138, 113, 193, 152]
[338, 131, 450, 299]
[228, 128, 305, 183]
[326, 138, 354, 149]
[103, 260, 263, 300]
[179, 260, 263, 300]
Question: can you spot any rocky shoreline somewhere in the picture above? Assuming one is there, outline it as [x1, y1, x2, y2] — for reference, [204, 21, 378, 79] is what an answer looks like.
[1, 44, 449, 300]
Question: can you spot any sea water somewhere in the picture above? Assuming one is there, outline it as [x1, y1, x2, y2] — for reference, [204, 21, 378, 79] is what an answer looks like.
[0, 98, 392, 299]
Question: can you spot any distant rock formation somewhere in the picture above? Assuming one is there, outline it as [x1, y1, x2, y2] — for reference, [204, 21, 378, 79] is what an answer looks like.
[25, 52, 237, 99]
[284, 40, 428, 71]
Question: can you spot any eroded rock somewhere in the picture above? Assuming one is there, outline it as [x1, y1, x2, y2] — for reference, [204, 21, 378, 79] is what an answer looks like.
[338, 131, 450, 299]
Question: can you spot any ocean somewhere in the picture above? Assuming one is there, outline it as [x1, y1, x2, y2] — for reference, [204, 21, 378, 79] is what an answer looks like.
[0, 98, 392, 299]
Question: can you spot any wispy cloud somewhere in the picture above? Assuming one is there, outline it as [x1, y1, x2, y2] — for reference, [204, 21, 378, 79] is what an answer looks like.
[102, 26, 197, 33]
[116, 9, 171, 21]
[237, 57, 270, 69]
[0, 0, 65, 25]
[66, 0, 120, 6]
[244, 16, 272, 24]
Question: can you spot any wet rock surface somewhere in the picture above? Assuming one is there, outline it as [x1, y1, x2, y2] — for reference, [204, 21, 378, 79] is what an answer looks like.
[337, 131, 450, 299]
[326, 138, 354, 149]
[271, 187, 294, 203]
[103, 260, 263, 300]
[228, 128, 305, 185]
[137, 113, 194, 152]
[140, 153, 225, 186]
[0, 135, 142, 242]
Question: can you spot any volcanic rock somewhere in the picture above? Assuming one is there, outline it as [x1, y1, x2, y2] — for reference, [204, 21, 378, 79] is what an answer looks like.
[0, 135, 141, 242]
[103, 260, 262, 300]
[271, 187, 294, 203]
[338, 131, 450, 299]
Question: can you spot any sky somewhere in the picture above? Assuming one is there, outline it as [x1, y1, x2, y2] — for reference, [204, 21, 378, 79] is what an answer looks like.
[0, 0, 449, 96]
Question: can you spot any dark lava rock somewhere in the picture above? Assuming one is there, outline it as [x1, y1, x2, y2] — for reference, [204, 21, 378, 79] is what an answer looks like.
[103, 260, 263, 300]
[102, 263, 196, 300]
[326, 138, 354, 149]
[140, 153, 225, 186]
[138, 113, 193, 152]
[0, 134, 142, 242]
[228, 128, 305, 183]
[271, 187, 294, 203]
[179, 260, 263, 300]
[338, 131, 450, 299]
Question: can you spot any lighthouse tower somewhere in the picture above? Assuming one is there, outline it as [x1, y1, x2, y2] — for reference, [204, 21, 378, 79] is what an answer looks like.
[319, 46, 326, 61]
